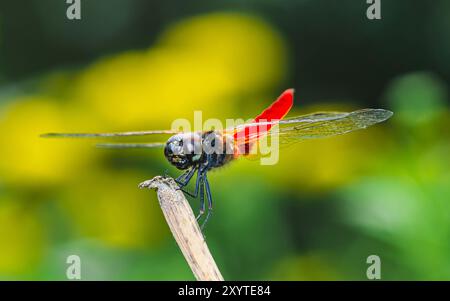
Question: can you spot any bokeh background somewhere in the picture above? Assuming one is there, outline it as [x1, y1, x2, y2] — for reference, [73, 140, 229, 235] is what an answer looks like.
[0, 0, 449, 280]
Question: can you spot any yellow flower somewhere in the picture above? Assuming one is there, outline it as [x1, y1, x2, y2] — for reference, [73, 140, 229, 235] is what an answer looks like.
[0, 97, 93, 186]
[73, 12, 287, 128]
[159, 12, 287, 93]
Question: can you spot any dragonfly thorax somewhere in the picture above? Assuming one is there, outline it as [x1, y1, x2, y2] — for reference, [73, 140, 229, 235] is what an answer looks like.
[164, 132, 234, 170]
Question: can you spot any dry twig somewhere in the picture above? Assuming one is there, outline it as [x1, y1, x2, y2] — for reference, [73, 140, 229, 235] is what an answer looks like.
[139, 176, 224, 281]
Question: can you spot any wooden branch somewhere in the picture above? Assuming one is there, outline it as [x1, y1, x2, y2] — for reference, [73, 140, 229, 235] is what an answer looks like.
[139, 176, 224, 281]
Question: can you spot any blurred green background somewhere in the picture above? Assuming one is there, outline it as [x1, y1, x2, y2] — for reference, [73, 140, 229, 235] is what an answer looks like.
[0, 0, 449, 280]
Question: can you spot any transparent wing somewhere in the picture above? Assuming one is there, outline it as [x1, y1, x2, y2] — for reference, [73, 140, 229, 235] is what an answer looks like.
[96, 142, 165, 149]
[277, 108, 393, 141]
[232, 109, 393, 146]
[41, 129, 178, 138]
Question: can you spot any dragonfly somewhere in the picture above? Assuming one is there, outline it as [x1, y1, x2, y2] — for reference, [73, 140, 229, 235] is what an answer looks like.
[42, 89, 393, 228]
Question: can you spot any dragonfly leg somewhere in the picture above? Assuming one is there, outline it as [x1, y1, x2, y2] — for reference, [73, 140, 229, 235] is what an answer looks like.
[177, 166, 210, 230]
[175, 167, 197, 188]
[174, 170, 188, 182]
[198, 173, 213, 230]
[196, 175, 206, 221]
[178, 167, 203, 198]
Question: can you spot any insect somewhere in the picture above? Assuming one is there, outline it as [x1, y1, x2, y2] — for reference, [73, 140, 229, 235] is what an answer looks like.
[42, 89, 393, 228]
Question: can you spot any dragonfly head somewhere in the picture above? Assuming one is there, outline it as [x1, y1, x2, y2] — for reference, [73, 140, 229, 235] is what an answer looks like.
[164, 133, 203, 170]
